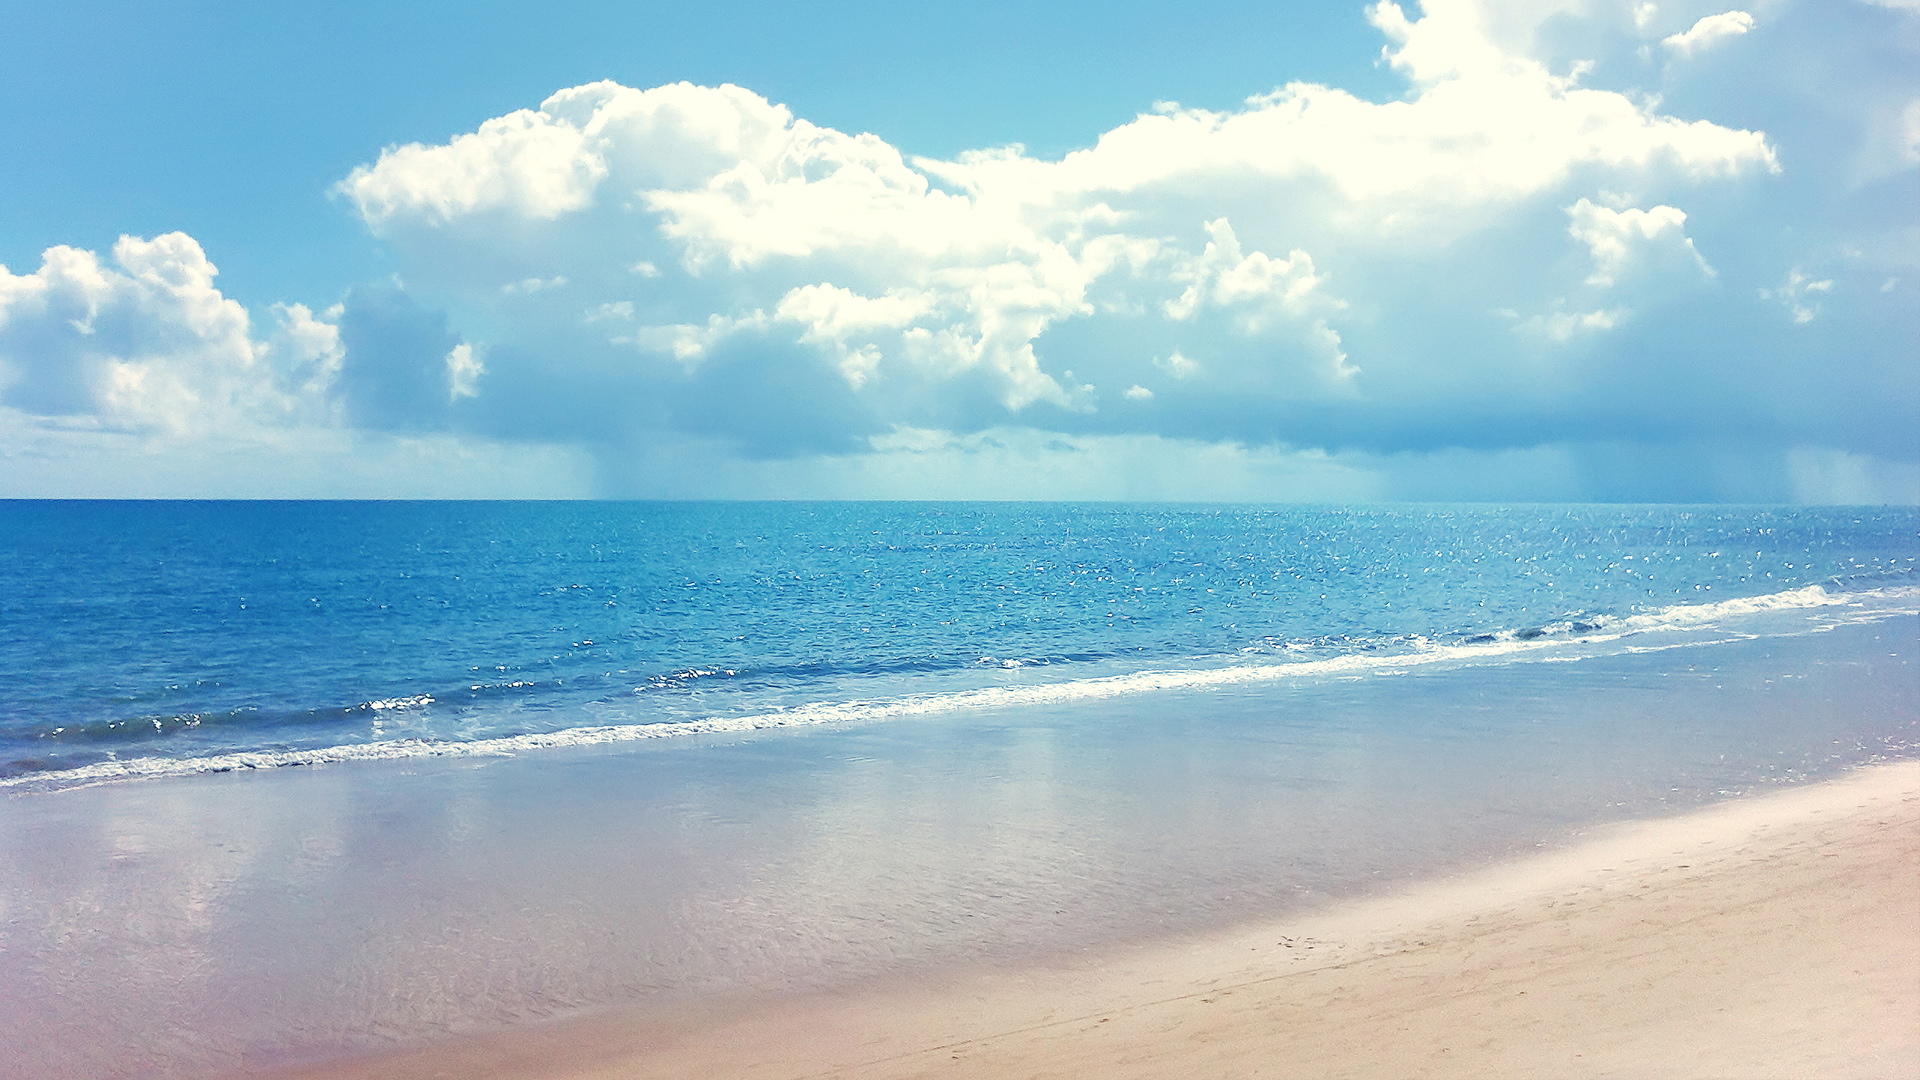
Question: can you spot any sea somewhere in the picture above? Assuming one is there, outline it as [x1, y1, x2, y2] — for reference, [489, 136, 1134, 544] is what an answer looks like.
[2, 501, 1917, 1077]
[4, 500, 1916, 786]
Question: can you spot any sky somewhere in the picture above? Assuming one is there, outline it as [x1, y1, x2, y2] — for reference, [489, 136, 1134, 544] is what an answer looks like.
[0, 0, 1915, 501]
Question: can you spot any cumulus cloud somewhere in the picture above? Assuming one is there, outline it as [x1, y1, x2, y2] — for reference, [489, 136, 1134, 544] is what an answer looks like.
[340, 108, 607, 227]
[321, 0, 1788, 480]
[0, 233, 333, 432]
[9, 0, 1916, 501]
[331, 286, 478, 429]
[0, 234, 535, 445]
[1663, 11, 1756, 57]
[1164, 220, 1343, 336]
[445, 343, 484, 400]
[926, 1, 1775, 221]
[1565, 198, 1711, 287]
[0, 234, 592, 498]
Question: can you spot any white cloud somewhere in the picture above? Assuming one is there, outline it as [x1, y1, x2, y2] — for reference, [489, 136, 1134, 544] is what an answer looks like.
[1165, 219, 1338, 329]
[339, 105, 608, 229]
[1517, 307, 1626, 341]
[264, 301, 344, 414]
[0, 233, 607, 498]
[325, 0, 1775, 457]
[924, 1, 1774, 223]
[0, 233, 332, 433]
[445, 343, 483, 400]
[1565, 198, 1711, 286]
[1759, 267, 1834, 323]
[612, 310, 769, 368]
[1159, 218, 1355, 387]
[1662, 11, 1755, 57]
[1155, 351, 1202, 379]
[501, 275, 567, 295]
[774, 283, 934, 388]
[20, 0, 1913, 502]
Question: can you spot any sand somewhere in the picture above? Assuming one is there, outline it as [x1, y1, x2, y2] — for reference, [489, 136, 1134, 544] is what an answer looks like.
[264, 759, 1920, 1080]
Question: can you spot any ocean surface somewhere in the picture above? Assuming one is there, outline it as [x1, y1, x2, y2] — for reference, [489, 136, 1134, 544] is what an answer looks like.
[2, 501, 1916, 787]
[3, 501, 1919, 1077]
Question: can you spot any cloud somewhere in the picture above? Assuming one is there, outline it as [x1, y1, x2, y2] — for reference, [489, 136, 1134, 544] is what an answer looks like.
[1516, 307, 1626, 342]
[325, 0, 1785, 477]
[927, 1, 1775, 219]
[1759, 267, 1835, 324]
[1565, 198, 1710, 287]
[1164, 219, 1345, 341]
[446, 343, 484, 400]
[8, 0, 1915, 501]
[0, 233, 333, 433]
[660, 425, 1391, 502]
[339, 107, 608, 228]
[0, 235, 591, 498]
[331, 286, 471, 429]
[0, 238, 516, 438]
[1663, 11, 1756, 58]
[1155, 351, 1202, 379]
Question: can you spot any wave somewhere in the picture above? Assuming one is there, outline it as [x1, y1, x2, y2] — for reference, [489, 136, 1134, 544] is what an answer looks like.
[1457, 582, 1862, 644]
[8, 584, 1915, 793]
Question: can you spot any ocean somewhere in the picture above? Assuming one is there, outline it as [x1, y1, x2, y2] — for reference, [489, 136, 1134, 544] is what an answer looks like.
[3, 500, 1915, 785]
[2, 501, 1917, 1076]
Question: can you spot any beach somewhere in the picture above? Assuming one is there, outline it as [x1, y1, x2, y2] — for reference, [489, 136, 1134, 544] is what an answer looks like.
[265, 758, 1920, 1080]
[3, 504, 1916, 1079]
[4, 0, 1917, 1063]
[1, 610, 1914, 1080]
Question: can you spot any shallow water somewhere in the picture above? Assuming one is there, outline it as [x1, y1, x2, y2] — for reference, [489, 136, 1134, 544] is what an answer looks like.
[1, 610, 1913, 1078]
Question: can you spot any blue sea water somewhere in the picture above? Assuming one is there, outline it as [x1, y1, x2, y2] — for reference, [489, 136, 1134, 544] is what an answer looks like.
[2, 501, 1917, 785]
[4, 501, 1920, 1077]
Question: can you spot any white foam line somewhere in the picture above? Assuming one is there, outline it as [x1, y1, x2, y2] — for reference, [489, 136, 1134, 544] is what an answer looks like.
[9, 584, 1916, 793]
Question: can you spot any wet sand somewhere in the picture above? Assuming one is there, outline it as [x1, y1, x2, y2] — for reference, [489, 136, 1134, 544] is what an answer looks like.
[264, 759, 1920, 1080]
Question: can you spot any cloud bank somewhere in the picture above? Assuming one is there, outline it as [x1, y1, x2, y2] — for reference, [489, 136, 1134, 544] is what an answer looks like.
[3, 0, 1915, 501]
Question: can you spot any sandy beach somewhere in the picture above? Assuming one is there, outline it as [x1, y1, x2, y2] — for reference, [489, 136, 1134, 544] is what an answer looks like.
[259, 758, 1920, 1080]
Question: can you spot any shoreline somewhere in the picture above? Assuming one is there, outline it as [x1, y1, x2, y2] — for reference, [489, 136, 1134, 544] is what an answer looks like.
[261, 758, 1920, 1080]
[9, 584, 1910, 798]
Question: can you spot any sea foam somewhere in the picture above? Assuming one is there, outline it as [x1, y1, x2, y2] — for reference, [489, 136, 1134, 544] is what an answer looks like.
[9, 583, 1911, 793]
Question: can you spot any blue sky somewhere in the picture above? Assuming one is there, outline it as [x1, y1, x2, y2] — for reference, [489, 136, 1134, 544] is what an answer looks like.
[1, 0, 1915, 500]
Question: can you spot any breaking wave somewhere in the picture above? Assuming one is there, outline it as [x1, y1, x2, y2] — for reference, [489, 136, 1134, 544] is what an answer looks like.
[9, 583, 1913, 793]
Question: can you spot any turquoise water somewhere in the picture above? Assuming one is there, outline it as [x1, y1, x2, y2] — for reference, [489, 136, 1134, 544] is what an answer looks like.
[2, 501, 1916, 784]
[2, 502, 1918, 1077]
